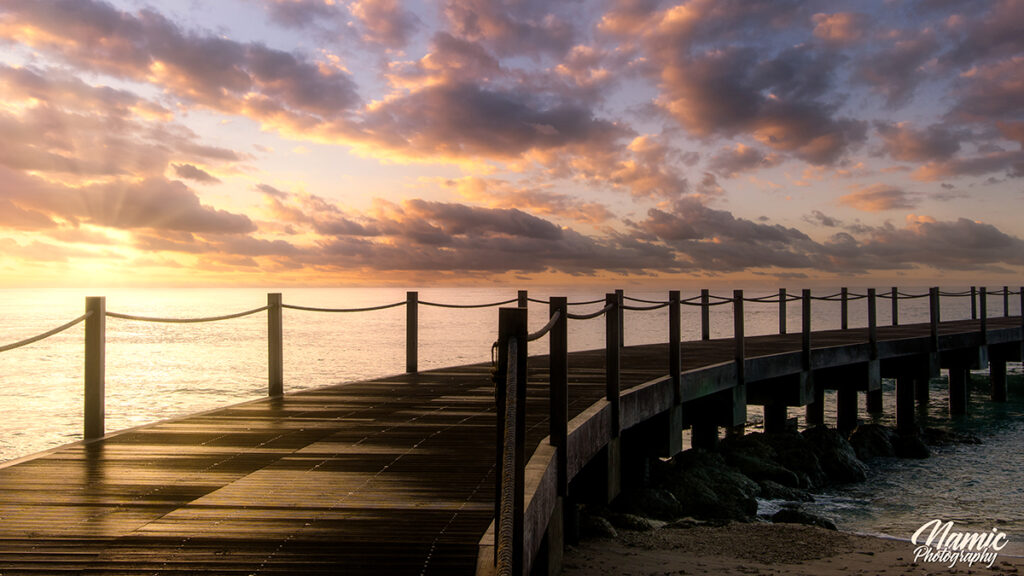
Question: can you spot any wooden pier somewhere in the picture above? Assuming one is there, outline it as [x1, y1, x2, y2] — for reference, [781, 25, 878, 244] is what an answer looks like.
[0, 287, 1021, 575]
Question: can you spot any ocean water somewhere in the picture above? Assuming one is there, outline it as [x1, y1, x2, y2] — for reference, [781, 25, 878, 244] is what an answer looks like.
[1, 286, 1021, 556]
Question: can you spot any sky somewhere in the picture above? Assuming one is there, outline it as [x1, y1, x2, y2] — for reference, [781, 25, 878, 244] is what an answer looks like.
[0, 0, 1022, 288]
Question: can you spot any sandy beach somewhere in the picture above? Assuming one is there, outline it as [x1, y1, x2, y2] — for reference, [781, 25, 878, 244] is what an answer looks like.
[561, 522, 1022, 575]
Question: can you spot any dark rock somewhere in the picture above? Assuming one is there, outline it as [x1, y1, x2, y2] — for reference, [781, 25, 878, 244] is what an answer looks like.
[893, 433, 931, 459]
[579, 514, 617, 538]
[760, 431, 829, 488]
[606, 512, 666, 532]
[849, 424, 897, 460]
[661, 449, 759, 521]
[770, 508, 838, 531]
[725, 451, 802, 488]
[612, 488, 681, 520]
[758, 480, 814, 502]
[801, 426, 868, 484]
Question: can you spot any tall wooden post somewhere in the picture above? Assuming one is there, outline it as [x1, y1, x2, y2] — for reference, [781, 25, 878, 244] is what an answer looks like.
[896, 374, 916, 435]
[1003, 286, 1010, 317]
[840, 287, 849, 330]
[949, 366, 968, 415]
[606, 293, 621, 436]
[700, 289, 710, 341]
[891, 286, 899, 326]
[615, 289, 624, 348]
[268, 293, 283, 397]
[549, 297, 568, 496]
[406, 291, 418, 374]
[731, 290, 746, 436]
[669, 290, 681, 404]
[803, 289, 823, 426]
[495, 307, 528, 574]
[518, 290, 528, 309]
[979, 287, 988, 345]
[866, 289, 883, 414]
[929, 287, 940, 353]
[84, 297, 106, 440]
[779, 288, 787, 335]
[970, 286, 977, 320]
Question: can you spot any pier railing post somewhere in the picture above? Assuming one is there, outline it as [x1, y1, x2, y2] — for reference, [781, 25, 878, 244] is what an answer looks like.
[495, 307, 528, 573]
[615, 289, 624, 348]
[731, 290, 746, 436]
[866, 289, 883, 414]
[803, 289, 823, 427]
[779, 288, 787, 335]
[840, 287, 849, 330]
[268, 293, 283, 397]
[929, 287, 939, 353]
[84, 296, 106, 440]
[1003, 286, 1010, 317]
[518, 290, 528, 309]
[979, 287, 988, 345]
[550, 297, 568, 496]
[606, 293, 621, 436]
[700, 289, 710, 341]
[669, 290, 681, 404]
[406, 291, 418, 374]
[891, 286, 899, 326]
[971, 286, 977, 319]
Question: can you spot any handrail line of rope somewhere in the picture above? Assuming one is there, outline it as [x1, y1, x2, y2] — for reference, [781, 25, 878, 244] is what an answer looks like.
[529, 297, 608, 306]
[526, 311, 562, 342]
[622, 302, 670, 311]
[283, 301, 405, 313]
[106, 306, 269, 323]
[495, 337, 518, 576]
[681, 298, 733, 307]
[897, 291, 930, 299]
[420, 298, 517, 309]
[681, 295, 702, 303]
[939, 290, 973, 297]
[0, 311, 92, 353]
[623, 296, 669, 305]
[566, 303, 614, 321]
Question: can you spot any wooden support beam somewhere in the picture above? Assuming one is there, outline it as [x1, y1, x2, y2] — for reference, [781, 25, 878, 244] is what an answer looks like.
[896, 375, 916, 435]
[866, 388, 883, 414]
[991, 356, 1007, 403]
[84, 296, 106, 440]
[763, 402, 788, 434]
[837, 386, 858, 434]
[948, 366, 969, 415]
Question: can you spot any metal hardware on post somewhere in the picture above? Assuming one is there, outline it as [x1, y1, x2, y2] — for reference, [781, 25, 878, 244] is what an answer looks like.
[268, 293, 283, 397]
[84, 296, 106, 440]
[700, 289, 710, 341]
[549, 297, 568, 496]
[406, 291, 418, 374]
[605, 293, 621, 436]
[669, 290, 681, 405]
[779, 288, 787, 335]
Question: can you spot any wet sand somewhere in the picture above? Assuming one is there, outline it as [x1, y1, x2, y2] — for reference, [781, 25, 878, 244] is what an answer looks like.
[561, 522, 1022, 575]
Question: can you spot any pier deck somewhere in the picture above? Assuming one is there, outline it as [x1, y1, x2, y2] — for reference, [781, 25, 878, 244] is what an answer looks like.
[0, 317, 1019, 574]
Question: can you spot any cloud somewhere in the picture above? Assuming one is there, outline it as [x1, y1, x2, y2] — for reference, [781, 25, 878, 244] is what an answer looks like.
[913, 149, 1024, 181]
[839, 184, 918, 212]
[803, 210, 842, 228]
[443, 0, 578, 57]
[949, 56, 1024, 122]
[172, 164, 221, 184]
[449, 177, 615, 225]
[812, 12, 873, 45]
[854, 27, 940, 107]
[708, 143, 782, 177]
[875, 122, 962, 162]
[0, 0, 361, 120]
[349, 0, 422, 48]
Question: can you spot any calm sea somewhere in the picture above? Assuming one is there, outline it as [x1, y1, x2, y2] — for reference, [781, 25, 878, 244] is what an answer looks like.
[1, 286, 1021, 554]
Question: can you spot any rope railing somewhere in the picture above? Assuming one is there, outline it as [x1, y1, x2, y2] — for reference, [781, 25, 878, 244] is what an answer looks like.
[566, 303, 614, 321]
[420, 298, 518, 309]
[623, 295, 669, 305]
[622, 302, 670, 311]
[282, 301, 406, 313]
[0, 311, 92, 353]
[526, 310, 562, 342]
[681, 297, 733, 307]
[106, 306, 269, 323]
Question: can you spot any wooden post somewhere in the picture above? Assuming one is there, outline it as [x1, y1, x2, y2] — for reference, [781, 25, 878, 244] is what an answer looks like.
[970, 286, 977, 320]
[700, 289, 710, 341]
[84, 296, 106, 440]
[840, 287, 849, 330]
[518, 290, 528, 309]
[896, 374, 915, 435]
[268, 293, 283, 397]
[929, 287, 940, 353]
[495, 307, 528, 574]
[979, 287, 988, 346]
[669, 290, 681, 404]
[733, 290, 745, 385]
[803, 289, 823, 427]
[763, 403, 787, 434]
[779, 288, 787, 335]
[1003, 286, 1010, 317]
[837, 387, 857, 434]
[866, 289, 883, 414]
[615, 289, 624, 349]
[891, 286, 899, 326]
[606, 293, 621, 436]
[550, 297, 568, 496]
[991, 356, 1007, 402]
[949, 366, 968, 415]
[406, 291, 418, 374]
